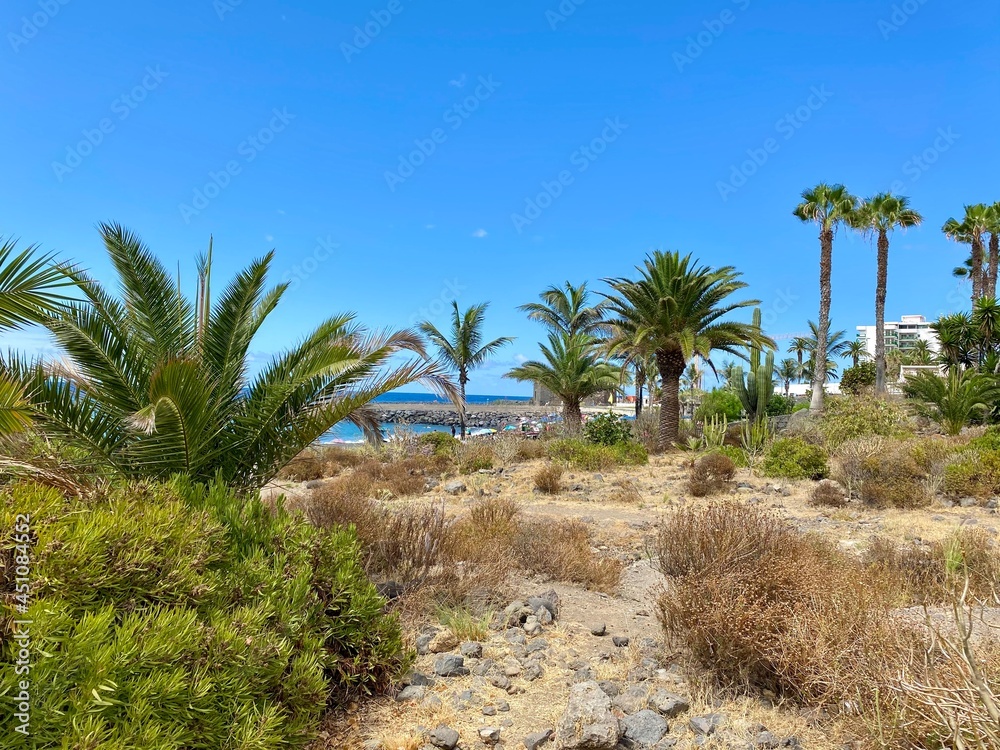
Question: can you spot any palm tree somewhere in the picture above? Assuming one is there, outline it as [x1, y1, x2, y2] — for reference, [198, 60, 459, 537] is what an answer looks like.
[943, 204, 991, 303]
[420, 301, 513, 438]
[844, 340, 870, 368]
[987, 203, 1000, 299]
[909, 338, 933, 365]
[787, 337, 810, 373]
[903, 367, 1000, 436]
[0, 239, 78, 435]
[775, 358, 799, 397]
[851, 193, 923, 394]
[505, 332, 620, 430]
[804, 320, 849, 363]
[794, 183, 858, 413]
[518, 281, 608, 337]
[603, 251, 773, 450]
[1, 224, 453, 490]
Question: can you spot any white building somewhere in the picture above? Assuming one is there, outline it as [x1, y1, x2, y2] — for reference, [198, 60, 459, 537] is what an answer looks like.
[856, 315, 939, 357]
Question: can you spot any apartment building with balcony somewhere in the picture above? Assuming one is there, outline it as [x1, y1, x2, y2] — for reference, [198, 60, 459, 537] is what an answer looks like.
[856, 314, 939, 357]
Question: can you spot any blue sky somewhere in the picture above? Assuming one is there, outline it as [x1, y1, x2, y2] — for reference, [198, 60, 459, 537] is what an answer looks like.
[2, 0, 997, 395]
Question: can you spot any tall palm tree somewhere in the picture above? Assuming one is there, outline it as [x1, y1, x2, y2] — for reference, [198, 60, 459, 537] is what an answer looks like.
[505, 332, 620, 430]
[987, 203, 1000, 299]
[420, 301, 513, 437]
[1, 224, 453, 490]
[794, 183, 858, 413]
[943, 204, 991, 303]
[518, 281, 608, 337]
[844, 340, 870, 368]
[787, 337, 810, 372]
[775, 358, 800, 397]
[603, 251, 772, 449]
[909, 338, 933, 365]
[851, 193, 923, 394]
[0, 239, 78, 435]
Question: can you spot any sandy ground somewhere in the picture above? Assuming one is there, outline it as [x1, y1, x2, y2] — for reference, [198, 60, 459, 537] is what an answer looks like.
[288, 454, 1000, 750]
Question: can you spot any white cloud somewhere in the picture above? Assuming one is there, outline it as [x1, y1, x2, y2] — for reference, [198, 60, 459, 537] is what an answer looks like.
[449, 74, 468, 88]
[472, 228, 488, 238]
[515, 353, 528, 364]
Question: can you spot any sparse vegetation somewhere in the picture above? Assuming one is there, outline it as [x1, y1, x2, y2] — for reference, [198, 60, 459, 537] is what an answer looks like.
[533, 462, 564, 494]
[687, 452, 737, 497]
[760, 437, 830, 480]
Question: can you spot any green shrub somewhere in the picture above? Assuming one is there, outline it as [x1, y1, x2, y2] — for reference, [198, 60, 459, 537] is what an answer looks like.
[966, 426, 1000, 453]
[840, 362, 877, 396]
[760, 437, 830, 480]
[418, 430, 460, 457]
[547, 438, 648, 470]
[583, 412, 633, 446]
[792, 401, 810, 413]
[709, 445, 750, 468]
[696, 389, 744, 422]
[820, 396, 911, 448]
[0, 479, 406, 749]
[766, 394, 796, 416]
[943, 449, 1000, 499]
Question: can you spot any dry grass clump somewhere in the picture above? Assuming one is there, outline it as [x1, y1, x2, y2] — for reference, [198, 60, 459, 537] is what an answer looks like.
[687, 452, 736, 497]
[276, 448, 326, 482]
[810, 479, 848, 508]
[514, 438, 548, 462]
[533, 463, 564, 494]
[607, 479, 642, 504]
[858, 453, 932, 509]
[455, 441, 494, 474]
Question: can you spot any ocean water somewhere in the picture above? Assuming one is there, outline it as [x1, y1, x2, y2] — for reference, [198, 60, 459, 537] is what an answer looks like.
[319, 392, 533, 443]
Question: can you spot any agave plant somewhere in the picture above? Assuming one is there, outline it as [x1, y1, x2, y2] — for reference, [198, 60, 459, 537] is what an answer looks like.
[2, 224, 453, 491]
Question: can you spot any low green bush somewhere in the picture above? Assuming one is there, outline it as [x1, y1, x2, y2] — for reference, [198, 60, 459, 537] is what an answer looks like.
[943, 449, 1000, 499]
[760, 437, 830, 480]
[0, 479, 406, 749]
[820, 396, 911, 448]
[766, 394, 796, 416]
[418, 430, 460, 457]
[547, 438, 648, 470]
[840, 362, 877, 396]
[966, 426, 1000, 453]
[583, 412, 633, 447]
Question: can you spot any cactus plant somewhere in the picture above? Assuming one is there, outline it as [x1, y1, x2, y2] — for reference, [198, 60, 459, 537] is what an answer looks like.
[729, 308, 775, 422]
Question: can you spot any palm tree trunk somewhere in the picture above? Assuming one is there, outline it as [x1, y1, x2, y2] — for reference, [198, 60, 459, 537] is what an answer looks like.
[635, 366, 645, 419]
[811, 228, 833, 413]
[875, 228, 889, 395]
[458, 375, 468, 438]
[656, 349, 686, 450]
[563, 398, 583, 431]
[988, 232, 999, 299]
[972, 236, 985, 302]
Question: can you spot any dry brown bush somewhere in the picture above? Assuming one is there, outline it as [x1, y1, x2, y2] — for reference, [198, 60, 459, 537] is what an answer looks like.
[276, 449, 326, 482]
[607, 479, 642, 505]
[687, 452, 737, 497]
[515, 438, 548, 462]
[455, 441, 494, 474]
[809, 479, 848, 508]
[316, 445, 364, 476]
[657, 501, 788, 579]
[515, 518, 623, 592]
[859, 453, 932, 509]
[533, 463, 563, 494]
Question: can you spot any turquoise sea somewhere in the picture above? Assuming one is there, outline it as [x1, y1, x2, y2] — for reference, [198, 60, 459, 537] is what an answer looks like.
[319, 392, 533, 443]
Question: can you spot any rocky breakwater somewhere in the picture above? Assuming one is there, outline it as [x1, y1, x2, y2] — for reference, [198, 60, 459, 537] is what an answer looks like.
[376, 403, 555, 430]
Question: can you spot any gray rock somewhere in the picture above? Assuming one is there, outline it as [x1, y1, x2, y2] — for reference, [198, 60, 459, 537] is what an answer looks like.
[434, 654, 469, 677]
[396, 685, 426, 702]
[612, 636, 630, 647]
[528, 589, 561, 619]
[416, 633, 436, 655]
[497, 700, 510, 712]
[597, 680, 620, 697]
[554, 681, 622, 749]
[753, 731, 781, 748]
[527, 639, 549, 654]
[590, 623, 607, 636]
[406, 671, 433, 686]
[537, 606, 554, 625]
[502, 601, 527, 627]
[429, 725, 460, 749]
[472, 659, 495, 676]
[988, 498, 999, 509]
[524, 728, 555, 749]
[524, 661, 544, 681]
[505, 627, 527, 645]
[688, 714, 726, 736]
[461, 641, 484, 659]
[960, 496, 978, 508]
[620, 709, 669, 748]
[483, 705, 497, 716]
[479, 726, 501, 744]
[649, 690, 690, 718]
[613, 684, 649, 715]
[523, 615, 543, 636]
[443, 480, 467, 495]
